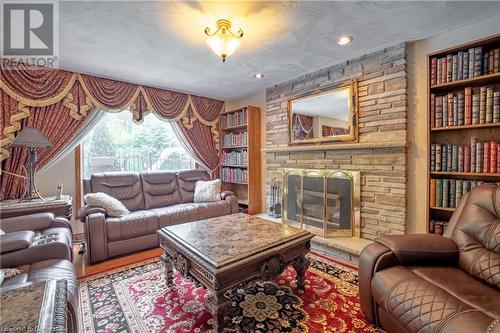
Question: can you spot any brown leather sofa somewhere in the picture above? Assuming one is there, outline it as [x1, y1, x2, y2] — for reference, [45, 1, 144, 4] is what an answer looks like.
[80, 169, 239, 264]
[359, 184, 500, 333]
[0, 213, 78, 332]
[0, 212, 73, 267]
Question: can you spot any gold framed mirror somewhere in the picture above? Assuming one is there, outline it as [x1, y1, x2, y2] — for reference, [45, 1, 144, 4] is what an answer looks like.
[288, 80, 358, 144]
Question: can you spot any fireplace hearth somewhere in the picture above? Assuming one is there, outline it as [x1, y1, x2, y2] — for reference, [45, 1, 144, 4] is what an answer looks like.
[282, 169, 360, 238]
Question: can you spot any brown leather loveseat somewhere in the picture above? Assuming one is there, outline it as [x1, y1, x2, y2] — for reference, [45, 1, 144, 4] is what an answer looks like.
[80, 169, 238, 264]
[359, 184, 500, 333]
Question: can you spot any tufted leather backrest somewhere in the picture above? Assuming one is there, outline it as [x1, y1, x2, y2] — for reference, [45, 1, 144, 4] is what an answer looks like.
[445, 184, 500, 289]
[141, 171, 181, 209]
[90, 172, 145, 211]
[176, 169, 210, 203]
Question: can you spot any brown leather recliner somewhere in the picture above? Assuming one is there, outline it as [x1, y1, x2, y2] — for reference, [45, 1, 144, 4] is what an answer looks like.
[80, 169, 239, 264]
[359, 184, 500, 333]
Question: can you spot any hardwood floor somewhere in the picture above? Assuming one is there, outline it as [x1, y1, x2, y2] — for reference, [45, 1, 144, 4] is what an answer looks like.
[74, 245, 163, 279]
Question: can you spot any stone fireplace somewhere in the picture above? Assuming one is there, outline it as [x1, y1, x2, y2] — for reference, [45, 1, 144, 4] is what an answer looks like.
[264, 43, 408, 240]
[283, 169, 360, 238]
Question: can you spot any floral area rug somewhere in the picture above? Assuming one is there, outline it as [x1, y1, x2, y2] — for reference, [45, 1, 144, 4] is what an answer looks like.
[78, 252, 377, 333]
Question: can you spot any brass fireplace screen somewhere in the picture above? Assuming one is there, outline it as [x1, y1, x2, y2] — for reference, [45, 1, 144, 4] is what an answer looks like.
[282, 169, 360, 238]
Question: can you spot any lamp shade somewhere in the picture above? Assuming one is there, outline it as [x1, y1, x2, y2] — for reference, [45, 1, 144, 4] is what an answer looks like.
[10, 127, 53, 148]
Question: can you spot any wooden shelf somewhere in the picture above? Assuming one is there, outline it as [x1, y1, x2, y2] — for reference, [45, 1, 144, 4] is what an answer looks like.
[222, 180, 248, 185]
[220, 124, 248, 131]
[431, 122, 500, 131]
[220, 165, 247, 168]
[431, 171, 500, 178]
[430, 72, 500, 92]
[430, 207, 455, 212]
[220, 145, 247, 150]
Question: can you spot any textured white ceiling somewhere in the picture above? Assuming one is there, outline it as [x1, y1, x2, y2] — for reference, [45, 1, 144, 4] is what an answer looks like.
[58, 1, 500, 101]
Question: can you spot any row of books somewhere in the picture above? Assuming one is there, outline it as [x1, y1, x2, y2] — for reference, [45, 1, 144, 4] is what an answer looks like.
[220, 109, 247, 129]
[430, 47, 500, 85]
[429, 220, 448, 235]
[430, 179, 499, 209]
[220, 150, 248, 166]
[430, 86, 500, 128]
[430, 139, 499, 174]
[220, 167, 248, 184]
[221, 131, 248, 148]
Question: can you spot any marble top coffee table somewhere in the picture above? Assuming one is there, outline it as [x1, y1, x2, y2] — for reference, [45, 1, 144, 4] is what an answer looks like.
[157, 213, 314, 332]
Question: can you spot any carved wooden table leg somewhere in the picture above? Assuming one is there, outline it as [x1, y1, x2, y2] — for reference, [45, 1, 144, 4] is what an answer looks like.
[293, 255, 310, 291]
[206, 291, 230, 333]
[160, 253, 174, 287]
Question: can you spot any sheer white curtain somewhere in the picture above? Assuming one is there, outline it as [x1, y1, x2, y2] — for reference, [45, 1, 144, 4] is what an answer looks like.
[37, 110, 105, 175]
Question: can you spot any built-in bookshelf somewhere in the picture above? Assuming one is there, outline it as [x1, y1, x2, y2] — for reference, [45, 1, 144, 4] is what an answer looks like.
[427, 34, 500, 235]
[219, 106, 261, 214]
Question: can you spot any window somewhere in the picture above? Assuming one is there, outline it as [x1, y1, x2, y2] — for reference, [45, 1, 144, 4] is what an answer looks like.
[82, 112, 195, 177]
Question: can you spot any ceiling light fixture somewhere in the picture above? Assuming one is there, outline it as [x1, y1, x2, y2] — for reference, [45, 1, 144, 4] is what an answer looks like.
[337, 35, 353, 46]
[205, 19, 243, 63]
[255, 73, 264, 79]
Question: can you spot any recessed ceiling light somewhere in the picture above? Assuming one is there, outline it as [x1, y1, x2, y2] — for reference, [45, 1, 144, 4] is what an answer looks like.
[337, 35, 353, 46]
[255, 73, 264, 79]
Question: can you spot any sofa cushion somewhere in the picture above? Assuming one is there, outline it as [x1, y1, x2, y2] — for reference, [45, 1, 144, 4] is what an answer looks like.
[90, 172, 145, 211]
[194, 179, 222, 203]
[106, 210, 158, 242]
[152, 204, 200, 228]
[372, 266, 477, 332]
[177, 170, 210, 203]
[410, 266, 500, 319]
[84, 192, 129, 217]
[141, 171, 181, 209]
[193, 201, 231, 219]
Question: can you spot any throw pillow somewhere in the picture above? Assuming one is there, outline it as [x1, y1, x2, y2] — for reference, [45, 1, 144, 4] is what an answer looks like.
[0, 229, 4, 235]
[0, 268, 22, 285]
[84, 192, 129, 217]
[193, 179, 222, 203]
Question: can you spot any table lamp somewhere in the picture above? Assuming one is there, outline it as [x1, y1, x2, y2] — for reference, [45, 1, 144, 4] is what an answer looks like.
[10, 127, 53, 202]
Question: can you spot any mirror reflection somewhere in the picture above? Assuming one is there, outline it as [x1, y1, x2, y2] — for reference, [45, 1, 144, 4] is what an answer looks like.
[289, 84, 356, 143]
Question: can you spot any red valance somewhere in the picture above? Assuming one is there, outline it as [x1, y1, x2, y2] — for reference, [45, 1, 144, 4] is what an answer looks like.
[0, 63, 225, 199]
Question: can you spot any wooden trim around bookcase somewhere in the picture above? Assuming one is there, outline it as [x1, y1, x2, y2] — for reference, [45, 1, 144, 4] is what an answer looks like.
[426, 34, 500, 234]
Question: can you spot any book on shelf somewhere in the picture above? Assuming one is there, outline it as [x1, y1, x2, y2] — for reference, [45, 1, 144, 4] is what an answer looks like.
[431, 58, 437, 86]
[486, 87, 494, 123]
[430, 139, 500, 175]
[457, 92, 464, 125]
[495, 49, 500, 73]
[430, 178, 500, 209]
[452, 55, 458, 82]
[474, 47, 483, 77]
[435, 96, 443, 127]
[457, 51, 463, 81]
[443, 95, 448, 127]
[494, 91, 500, 123]
[479, 87, 487, 124]
[429, 220, 448, 235]
[472, 93, 480, 124]
[221, 131, 248, 148]
[437, 58, 443, 84]
[468, 48, 475, 78]
[447, 55, 453, 82]
[483, 51, 489, 75]
[463, 51, 469, 80]
[464, 87, 472, 125]
[220, 109, 247, 129]
[430, 93, 435, 128]
[220, 167, 248, 184]
[492, 141, 498, 174]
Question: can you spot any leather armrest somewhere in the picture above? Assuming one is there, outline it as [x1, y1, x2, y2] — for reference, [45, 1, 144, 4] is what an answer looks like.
[0, 231, 35, 254]
[375, 234, 459, 265]
[220, 191, 235, 200]
[79, 205, 107, 223]
[0, 213, 54, 233]
[221, 191, 238, 213]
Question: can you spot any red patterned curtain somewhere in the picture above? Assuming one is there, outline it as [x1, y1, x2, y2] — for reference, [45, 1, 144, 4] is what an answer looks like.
[0, 64, 224, 200]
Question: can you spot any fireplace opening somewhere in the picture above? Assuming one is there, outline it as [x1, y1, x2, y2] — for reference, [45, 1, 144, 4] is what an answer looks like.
[282, 169, 360, 238]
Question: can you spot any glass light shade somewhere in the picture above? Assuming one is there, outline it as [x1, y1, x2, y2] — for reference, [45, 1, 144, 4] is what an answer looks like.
[206, 33, 241, 62]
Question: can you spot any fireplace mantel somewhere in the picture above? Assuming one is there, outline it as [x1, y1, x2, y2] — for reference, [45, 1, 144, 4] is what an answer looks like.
[262, 141, 408, 153]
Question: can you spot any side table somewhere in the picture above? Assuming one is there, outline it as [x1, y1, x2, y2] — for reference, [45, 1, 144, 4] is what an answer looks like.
[0, 280, 67, 333]
[0, 195, 73, 219]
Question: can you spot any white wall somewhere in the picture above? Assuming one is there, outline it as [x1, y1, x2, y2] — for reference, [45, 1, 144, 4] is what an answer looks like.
[36, 149, 77, 199]
[407, 15, 500, 233]
[226, 90, 267, 213]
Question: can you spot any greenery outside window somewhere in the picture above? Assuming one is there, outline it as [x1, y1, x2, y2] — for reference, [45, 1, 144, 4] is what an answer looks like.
[82, 112, 195, 178]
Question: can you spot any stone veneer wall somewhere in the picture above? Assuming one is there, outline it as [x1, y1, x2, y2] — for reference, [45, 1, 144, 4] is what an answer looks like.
[265, 43, 408, 239]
